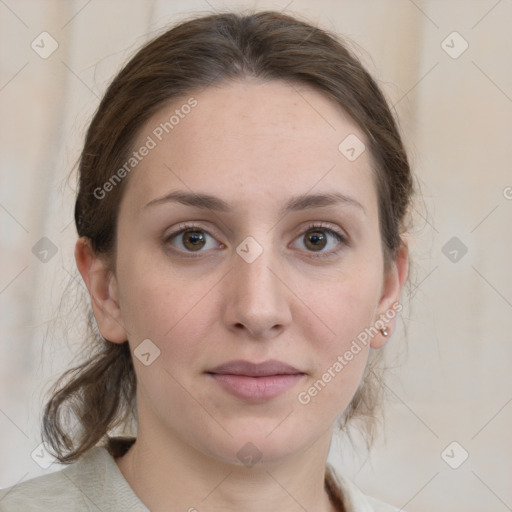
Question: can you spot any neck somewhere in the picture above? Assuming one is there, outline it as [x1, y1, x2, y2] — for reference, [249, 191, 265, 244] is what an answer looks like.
[115, 423, 340, 512]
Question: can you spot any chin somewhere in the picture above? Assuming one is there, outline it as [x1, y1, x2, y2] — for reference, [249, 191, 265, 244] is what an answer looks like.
[199, 417, 322, 468]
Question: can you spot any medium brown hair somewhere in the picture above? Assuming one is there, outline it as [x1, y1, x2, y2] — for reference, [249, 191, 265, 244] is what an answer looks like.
[43, 10, 414, 463]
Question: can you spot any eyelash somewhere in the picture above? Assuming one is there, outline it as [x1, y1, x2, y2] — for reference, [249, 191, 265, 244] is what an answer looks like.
[164, 222, 348, 259]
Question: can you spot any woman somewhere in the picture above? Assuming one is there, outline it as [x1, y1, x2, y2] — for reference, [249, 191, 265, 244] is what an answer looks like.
[0, 10, 412, 511]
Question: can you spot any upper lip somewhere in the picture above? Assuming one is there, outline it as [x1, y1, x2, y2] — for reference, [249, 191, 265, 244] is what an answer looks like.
[207, 359, 303, 377]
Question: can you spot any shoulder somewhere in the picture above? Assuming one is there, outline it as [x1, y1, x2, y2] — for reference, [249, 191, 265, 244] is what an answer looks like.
[328, 464, 406, 512]
[0, 446, 147, 512]
[0, 465, 80, 512]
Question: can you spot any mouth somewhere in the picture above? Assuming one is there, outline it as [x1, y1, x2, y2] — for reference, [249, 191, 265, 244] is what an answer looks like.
[206, 360, 306, 402]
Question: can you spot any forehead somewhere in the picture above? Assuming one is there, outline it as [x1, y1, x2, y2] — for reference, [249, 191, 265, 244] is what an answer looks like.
[121, 79, 378, 220]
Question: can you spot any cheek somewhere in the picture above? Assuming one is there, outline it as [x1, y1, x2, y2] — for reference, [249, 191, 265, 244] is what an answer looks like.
[295, 283, 376, 420]
[303, 265, 382, 346]
[116, 252, 218, 363]
[298, 266, 382, 400]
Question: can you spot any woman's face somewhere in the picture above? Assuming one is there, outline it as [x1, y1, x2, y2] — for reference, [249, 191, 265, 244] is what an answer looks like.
[91, 79, 406, 465]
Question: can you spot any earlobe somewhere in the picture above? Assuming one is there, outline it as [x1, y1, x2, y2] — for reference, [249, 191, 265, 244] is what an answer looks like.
[370, 241, 409, 349]
[74, 237, 128, 343]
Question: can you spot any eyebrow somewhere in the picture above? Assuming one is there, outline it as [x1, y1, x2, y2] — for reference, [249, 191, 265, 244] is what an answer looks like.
[144, 190, 366, 216]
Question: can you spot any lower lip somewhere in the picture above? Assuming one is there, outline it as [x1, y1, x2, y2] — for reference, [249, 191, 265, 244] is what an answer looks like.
[208, 373, 305, 401]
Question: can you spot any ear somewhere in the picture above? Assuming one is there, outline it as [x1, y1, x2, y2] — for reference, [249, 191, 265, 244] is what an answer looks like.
[370, 238, 409, 349]
[74, 237, 128, 343]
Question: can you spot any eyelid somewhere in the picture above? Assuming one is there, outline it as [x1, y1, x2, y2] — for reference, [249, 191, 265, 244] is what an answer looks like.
[164, 221, 349, 257]
[165, 221, 221, 241]
[290, 221, 349, 259]
[299, 221, 348, 243]
[164, 222, 224, 257]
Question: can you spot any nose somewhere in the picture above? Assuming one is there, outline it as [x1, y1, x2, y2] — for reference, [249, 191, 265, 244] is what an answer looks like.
[222, 240, 292, 341]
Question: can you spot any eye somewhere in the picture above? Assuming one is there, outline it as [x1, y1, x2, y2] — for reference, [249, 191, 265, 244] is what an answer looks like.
[165, 223, 223, 255]
[164, 222, 348, 259]
[291, 223, 348, 258]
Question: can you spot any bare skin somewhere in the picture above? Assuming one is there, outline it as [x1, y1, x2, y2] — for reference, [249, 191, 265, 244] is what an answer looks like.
[76, 79, 408, 512]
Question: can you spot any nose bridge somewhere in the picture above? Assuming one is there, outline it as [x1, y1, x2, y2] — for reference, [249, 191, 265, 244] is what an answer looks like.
[226, 234, 291, 336]
[234, 235, 279, 303]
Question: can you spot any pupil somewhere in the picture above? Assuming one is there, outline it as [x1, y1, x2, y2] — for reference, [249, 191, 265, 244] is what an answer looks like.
[307, 230, 326, 250]
[184, 230, 205, 250]
[181, 229, 328, 252]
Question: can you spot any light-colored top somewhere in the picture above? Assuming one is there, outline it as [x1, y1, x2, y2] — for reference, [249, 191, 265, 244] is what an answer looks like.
[0, 446, 403, 511]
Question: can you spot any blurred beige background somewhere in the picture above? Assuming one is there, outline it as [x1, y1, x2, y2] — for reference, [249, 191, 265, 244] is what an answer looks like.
[1, 1, 511, 511]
